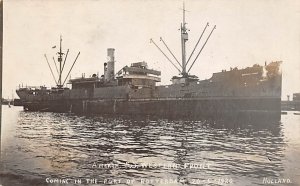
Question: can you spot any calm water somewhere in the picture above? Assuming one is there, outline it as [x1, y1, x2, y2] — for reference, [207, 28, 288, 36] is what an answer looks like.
[1, 105, 300, 186]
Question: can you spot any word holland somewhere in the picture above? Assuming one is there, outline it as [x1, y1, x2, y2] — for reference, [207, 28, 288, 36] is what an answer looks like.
[92, 162, 210, 169]
[262, 177, 292, 184]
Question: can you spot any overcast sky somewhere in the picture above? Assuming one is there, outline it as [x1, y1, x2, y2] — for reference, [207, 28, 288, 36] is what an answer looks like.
[3, 0, 300, 100]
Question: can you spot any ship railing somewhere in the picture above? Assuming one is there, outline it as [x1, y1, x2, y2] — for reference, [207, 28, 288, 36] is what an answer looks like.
[17, 85, 70, 90]
[122, 74, 161, 82]
[17, 85, 48, 90]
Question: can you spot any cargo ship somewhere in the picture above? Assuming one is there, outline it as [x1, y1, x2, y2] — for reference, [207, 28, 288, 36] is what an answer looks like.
[15, 6, 282, 118]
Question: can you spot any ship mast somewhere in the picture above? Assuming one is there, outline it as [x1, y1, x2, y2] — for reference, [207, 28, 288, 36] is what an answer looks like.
[57, 35, 64, 88]
[181, 2, 188, 77]
[150, 3, 215, 81]
[44, 36, 80, 88]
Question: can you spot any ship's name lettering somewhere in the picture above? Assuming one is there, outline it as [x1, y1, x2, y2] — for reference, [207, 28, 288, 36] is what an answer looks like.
[91, 162, 210, 169]
[92, 162, 119, 169]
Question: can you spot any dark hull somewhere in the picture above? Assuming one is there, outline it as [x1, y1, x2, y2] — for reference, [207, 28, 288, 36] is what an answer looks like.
[20, 97, 281, 119]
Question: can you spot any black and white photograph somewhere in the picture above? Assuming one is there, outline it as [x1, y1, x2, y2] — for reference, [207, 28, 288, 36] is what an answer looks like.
[1, 0, 300, 185]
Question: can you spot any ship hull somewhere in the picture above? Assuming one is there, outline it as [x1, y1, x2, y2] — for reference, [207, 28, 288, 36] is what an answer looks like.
[18, 97, 281, 119]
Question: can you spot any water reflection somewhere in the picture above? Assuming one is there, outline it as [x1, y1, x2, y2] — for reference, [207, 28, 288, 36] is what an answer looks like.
[1, 107, 290, 185]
